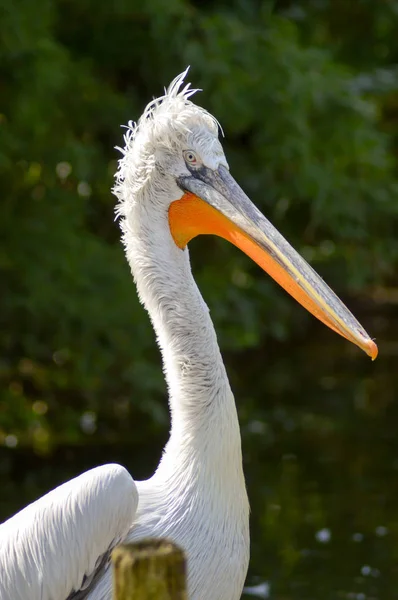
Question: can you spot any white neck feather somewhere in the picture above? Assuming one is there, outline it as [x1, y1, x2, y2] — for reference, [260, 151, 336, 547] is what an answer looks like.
[121, 185, 244, 484]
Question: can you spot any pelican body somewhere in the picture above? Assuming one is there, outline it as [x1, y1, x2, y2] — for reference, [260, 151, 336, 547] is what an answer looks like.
[0, 70, 377, 600]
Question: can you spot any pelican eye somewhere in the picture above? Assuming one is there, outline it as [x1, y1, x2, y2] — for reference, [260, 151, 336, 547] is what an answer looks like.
[183, 150, 199, 166]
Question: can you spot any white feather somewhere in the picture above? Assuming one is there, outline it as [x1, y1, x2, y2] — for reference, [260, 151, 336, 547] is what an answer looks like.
[0, 465, 138, 600]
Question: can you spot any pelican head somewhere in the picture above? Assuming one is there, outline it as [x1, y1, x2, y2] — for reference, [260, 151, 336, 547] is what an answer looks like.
[115, 69, 377, 360]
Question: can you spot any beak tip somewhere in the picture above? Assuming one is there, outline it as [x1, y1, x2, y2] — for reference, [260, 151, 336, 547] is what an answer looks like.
[366, 339, 378, 361]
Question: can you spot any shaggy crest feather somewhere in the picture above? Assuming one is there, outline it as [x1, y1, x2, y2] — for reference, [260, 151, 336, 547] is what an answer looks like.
[114, 67, 221, 219]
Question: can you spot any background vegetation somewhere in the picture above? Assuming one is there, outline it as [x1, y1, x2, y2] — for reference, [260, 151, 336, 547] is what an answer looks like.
[1, 0, 398, 597]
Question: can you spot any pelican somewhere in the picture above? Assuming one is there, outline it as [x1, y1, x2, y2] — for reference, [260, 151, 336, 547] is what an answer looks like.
[0, 70, 377, 600]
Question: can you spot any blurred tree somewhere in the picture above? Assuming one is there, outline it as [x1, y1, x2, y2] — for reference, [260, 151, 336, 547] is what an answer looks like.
[1, 0, 397, 454]
[1, 0, 398, 597]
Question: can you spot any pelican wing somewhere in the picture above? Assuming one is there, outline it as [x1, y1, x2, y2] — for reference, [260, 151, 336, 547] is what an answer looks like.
[0, 464, 138, 600]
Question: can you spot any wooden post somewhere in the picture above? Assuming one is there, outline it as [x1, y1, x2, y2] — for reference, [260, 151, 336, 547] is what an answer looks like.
[112, 539, 188, 600]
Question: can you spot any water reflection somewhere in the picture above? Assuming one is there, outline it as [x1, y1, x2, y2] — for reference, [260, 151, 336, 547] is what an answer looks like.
[239, 310, 397, 599]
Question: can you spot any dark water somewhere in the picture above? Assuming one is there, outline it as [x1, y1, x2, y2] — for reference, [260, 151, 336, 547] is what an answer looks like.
[1, 306, 397, 600]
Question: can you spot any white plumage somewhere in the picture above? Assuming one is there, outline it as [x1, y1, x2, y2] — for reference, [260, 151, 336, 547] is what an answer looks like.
[0, 465, 138, 600]
[0, 68, 377, 600]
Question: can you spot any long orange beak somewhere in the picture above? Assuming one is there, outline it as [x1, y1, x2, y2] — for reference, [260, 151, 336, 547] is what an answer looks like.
[169, 164, 377, 360]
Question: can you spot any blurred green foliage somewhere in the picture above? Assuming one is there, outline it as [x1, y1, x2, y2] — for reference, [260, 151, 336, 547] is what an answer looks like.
[1, 0, 398, 597]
